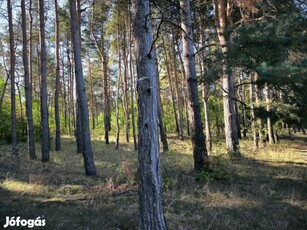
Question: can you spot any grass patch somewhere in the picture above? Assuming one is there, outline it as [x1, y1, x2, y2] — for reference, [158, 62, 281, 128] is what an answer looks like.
[0, 133, 306, 229]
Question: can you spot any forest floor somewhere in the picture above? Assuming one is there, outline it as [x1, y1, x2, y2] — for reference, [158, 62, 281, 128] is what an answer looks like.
[0, 132, 306, 230]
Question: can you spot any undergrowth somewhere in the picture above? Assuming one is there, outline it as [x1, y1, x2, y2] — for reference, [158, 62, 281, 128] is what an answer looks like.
[0, 133, 306, 229]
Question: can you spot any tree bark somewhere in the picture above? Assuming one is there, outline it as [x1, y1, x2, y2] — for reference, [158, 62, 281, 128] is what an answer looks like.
[171, 31, 184, 140]
[8, 0, 17, 156]
[162, 37, 180, 135]
[39, 0, 50, 162]
[54, 0, 61, 151]
[154, 47, 169, 152]
[123, 23, 130, 143]
[129, 10, 138, 150]
[213, 0, 240, 155]
[180, 0, 209, 170]
[69, 0, 96, 176]
[265, 84, 275, 144]
[175, 37, 190, 136]
[21, 0, 36, 159]
[250, 73, 258, 149]
[132, 0, 167, 229]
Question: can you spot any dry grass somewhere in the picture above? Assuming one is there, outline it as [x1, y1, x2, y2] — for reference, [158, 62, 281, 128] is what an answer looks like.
[0, 133, 306, 229]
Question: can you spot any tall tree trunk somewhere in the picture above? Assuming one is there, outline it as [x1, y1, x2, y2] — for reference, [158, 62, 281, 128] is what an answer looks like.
[154, 47, 169, 152]
[21, 0, 36, 159]
[39, 0, 50, 162]
[250, 73, 258, 149]
[202, 85, 212, 151]
[234, 98, 242, 139]
[29, 0, 33, 95]
[102, 52, 110, 144]
[129, 10, 137, 151]
[175, 37, 190, 136]
[199, 26, 212, 152]
[69, 0, 96, 176]
[54, 0, 61, 151]
[255, 80, 266, 147]
[88, 58, 95, 130]
[162, 37, 179, 135]
[123, 23, 130, 143]
[132, 0, 167, 229]
[171, 31, 184, 140]
[265, 84, 275, 144]
[180, 0, 209, 170]
[8, 0, 17, 156]
[239, 73, 247, 138]
[115, 35, 122, 149]
[213, 0, 240, 155]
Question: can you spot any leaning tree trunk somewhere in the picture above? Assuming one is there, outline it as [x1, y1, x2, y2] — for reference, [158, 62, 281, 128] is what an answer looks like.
[21, 0, 36, 159]
[180, 0, 209, 171]
[69, 0, 96, 176]
[132, 0, 167, 229]
[39, 0, 50, 162]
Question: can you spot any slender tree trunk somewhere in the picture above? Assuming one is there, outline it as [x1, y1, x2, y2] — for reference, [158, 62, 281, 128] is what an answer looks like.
[39, 0, 50, 162]
[162, 37, 179, 135]
[180, 0, 209, 170]
[213, 0, 240, 155]
[171, 31, 184, 140]
[8, 0, 17, 156]
[102, 55, 110, 144]
[234, 98, 242, 139]
[175, 37, 190, 136]
[250, 73, 258, 149]
[239, 73, 247, 138]
[202, 85, 212, 151]
[21, 0, 36, 159]
[69, 0, 96, 176]
[199, 27, 212, 152]
[54, 0, 61, 151]
[154, 47, 169, 152]
[255, 83, 266, 147]
[132, 0, 167, 228]
[129, 11, 137, 151]
[123, 23, 130, 143]
[29, 0, 34, 95]
[88, 58, 95, 130]
[265, 84, 275, 144]
[115, 37, 122, 149]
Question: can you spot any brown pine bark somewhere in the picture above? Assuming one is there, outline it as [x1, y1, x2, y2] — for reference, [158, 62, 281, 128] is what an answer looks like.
[213, 0, 240, 155]
[180, 0, 209, 170]
[8, 0, 17, 156]
[21, 0, 36, 159]
[39, 0, 50, 162]
[69, 0, 96, 176]
[54, 0, 61, 151]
